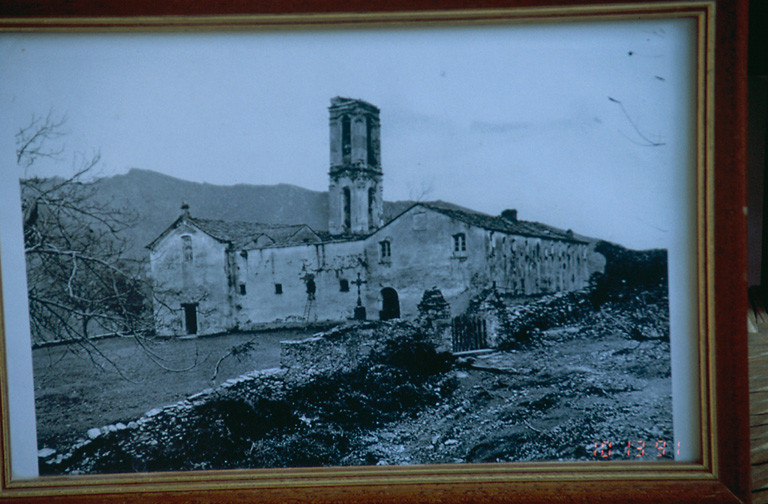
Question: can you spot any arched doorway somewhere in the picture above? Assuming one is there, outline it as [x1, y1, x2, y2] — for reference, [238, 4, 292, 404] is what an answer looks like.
[380, 287, 400, 320]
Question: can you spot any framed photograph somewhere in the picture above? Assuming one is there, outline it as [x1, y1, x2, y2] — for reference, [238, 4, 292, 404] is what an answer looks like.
[0, 0, 749, 502]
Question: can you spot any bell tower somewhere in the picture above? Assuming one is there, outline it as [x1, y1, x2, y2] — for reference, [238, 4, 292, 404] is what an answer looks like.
[328, 97, 383, 235]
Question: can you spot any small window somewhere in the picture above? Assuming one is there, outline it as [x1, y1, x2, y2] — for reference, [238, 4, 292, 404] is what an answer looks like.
[379, 240, 391, 261]
[182, 235, 193, 262]
[275, 283, 283, 295]
[339, 279, 350, 292]
[239, 283, 247, 295]
[453, 233, 466, 253]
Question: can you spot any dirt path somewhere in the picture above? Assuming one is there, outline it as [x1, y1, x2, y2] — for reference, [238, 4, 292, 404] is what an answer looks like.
[33, 329, 317, 450]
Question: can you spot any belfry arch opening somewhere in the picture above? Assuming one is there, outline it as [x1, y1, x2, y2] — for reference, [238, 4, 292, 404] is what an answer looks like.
[366, 115, 376, 166]
[341, 115, 351, 158]
[343, 186, 351, 232]
[368, 187, 376, 230]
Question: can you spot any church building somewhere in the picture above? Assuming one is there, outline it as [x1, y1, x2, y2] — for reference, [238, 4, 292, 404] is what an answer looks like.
[147, 98, 592, 337]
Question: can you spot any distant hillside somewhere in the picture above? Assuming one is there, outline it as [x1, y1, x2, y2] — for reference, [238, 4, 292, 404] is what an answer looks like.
[26, 168, 612, 268]
[79, 169, 415, 259]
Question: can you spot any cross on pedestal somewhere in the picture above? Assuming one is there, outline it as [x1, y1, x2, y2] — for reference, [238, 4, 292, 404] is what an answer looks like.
[351, 272, 367, 320]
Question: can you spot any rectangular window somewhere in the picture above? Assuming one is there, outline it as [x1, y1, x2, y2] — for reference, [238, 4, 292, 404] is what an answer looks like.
[181, 303, 198, 335]
[182, 235, 193, 262]
[453, 233, 466, 253]
[275, 283, 283, 295]
[339, 279, 350, 292]
[379, 240, 391, 261]
[239, 283, 247, 295]
[368, 187, 376, 230]
[366, 116, 376, 166]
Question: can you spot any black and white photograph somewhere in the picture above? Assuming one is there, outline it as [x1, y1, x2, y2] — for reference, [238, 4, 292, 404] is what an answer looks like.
[0, 17, 699, 476]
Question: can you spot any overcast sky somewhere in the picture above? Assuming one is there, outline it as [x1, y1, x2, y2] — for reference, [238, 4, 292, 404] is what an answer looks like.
[0, 19, 695, 250]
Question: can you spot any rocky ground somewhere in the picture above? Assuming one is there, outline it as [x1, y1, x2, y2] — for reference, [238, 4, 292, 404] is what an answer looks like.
[341, 324, 671, 466]
[39, 284, 672, 474]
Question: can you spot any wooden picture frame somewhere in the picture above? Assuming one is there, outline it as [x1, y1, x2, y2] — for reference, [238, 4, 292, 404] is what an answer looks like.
[0, 0, 749, 502]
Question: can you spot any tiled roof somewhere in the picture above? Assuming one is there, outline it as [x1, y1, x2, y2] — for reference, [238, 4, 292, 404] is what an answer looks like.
[149, 200, 584, 251]
[190, 218, 319, 249]
[418, 202, 586, 243]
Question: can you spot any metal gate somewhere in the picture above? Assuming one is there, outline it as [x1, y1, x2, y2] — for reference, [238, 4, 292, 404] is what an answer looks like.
[451, 315, 488, 352]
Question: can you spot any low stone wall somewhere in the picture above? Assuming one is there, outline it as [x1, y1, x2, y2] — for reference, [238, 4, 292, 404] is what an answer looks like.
[44, 321, 425, 472]
[39, 367, 286, 470]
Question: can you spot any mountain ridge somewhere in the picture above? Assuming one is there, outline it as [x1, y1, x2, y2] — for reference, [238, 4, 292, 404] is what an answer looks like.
[75, 168, 417, 259]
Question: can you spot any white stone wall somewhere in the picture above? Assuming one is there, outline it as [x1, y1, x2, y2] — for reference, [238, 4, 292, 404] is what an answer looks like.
[149, 209, 592, 335]
[365, 207, 592, 320]
[366, 208, 490, 320]
[234, 240, 368, 328]
[488, 234, 590, 295]
[149, 223, 233, 336]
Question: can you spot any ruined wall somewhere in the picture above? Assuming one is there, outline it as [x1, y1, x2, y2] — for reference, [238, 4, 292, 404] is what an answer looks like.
[149, 223, 233, 336]
[234, 239, 368, 328]
[487, 234, 591, 296]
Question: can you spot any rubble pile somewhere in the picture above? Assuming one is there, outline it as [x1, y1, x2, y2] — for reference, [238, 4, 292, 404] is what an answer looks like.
[417, 288, 451, 322]
[415, 287, 453, 348]
[493, 289, 595, 349]
[341, 293, 672, 465]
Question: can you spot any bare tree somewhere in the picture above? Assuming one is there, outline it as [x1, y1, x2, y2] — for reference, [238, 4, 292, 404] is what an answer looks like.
[18, 113, 152, 369]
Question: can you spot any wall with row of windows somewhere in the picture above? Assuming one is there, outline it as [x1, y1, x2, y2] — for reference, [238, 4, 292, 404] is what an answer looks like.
[150, 206, 594, 336]
[230, 239, 368, 327]
[367, 206, 592, 319]
[487, 233, 590, 295]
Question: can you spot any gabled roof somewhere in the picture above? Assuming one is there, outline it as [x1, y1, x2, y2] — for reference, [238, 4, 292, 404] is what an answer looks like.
[374, 201, 587, 243]
[147, 215, 322, 251]
[148, 200, 586, 252]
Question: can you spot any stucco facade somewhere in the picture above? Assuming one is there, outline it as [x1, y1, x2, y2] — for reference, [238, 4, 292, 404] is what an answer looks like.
[149, 217, 233, 335]
[147, 98, 592, 337]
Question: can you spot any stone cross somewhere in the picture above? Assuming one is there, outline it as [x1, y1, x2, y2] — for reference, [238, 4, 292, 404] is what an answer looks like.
[351, 272, 367, 320]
